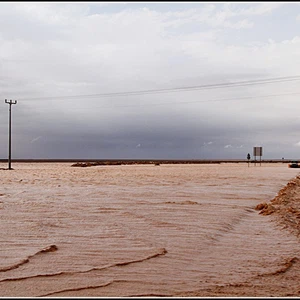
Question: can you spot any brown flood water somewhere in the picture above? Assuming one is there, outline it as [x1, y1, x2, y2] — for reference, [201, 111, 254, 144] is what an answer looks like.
[0, 162, 299, 297]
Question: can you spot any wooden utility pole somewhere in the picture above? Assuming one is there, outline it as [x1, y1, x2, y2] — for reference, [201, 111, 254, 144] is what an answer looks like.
[5, 99, 17, 170]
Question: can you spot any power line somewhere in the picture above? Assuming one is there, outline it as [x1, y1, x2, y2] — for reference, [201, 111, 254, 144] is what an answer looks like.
[19, 91, 300, 111]
[17, 75, 300, 101]
[85, 91, 300, 109]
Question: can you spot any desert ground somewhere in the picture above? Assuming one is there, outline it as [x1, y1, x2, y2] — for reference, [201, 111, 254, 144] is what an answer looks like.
[0, 162, 300, 297]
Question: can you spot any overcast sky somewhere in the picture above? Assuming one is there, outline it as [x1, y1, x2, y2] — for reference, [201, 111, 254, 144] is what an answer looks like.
[1, 1, 300, 159]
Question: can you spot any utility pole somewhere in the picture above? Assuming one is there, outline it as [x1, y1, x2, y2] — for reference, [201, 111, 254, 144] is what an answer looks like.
[5, 99, 17, 170]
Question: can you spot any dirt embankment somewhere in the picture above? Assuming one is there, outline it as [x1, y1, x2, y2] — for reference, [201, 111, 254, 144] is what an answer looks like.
[256, 174, 300, 237]
[70, 161, 220, 167]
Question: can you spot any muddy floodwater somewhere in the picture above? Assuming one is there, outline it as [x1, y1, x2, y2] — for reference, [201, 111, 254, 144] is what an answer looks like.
[0, 162, 300, 297]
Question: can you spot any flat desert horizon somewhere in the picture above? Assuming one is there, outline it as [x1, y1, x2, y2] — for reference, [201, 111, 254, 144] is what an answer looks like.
[1, 162, 300, 297]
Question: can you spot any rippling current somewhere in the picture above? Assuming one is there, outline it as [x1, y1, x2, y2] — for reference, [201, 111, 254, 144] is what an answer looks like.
[0, 162, 299, 297]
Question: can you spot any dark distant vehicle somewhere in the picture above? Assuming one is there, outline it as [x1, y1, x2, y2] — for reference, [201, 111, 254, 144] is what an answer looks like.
[288, 161, 300, 168]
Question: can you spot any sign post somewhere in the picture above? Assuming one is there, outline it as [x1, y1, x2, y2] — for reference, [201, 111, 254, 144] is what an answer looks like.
[247, 153, 251, 167]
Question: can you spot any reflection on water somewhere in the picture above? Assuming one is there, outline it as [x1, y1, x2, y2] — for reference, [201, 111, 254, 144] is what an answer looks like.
[0, 163, 299, 297]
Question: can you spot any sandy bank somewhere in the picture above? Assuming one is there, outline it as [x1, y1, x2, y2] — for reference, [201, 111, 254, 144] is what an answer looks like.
[256, 174, 300, 238]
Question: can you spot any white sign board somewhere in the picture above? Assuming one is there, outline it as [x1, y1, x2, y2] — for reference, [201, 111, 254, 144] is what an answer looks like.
[253, 146, 263, 156]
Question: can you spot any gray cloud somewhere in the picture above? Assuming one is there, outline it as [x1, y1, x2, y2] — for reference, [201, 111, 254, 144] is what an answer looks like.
[1, 2, 300, 159]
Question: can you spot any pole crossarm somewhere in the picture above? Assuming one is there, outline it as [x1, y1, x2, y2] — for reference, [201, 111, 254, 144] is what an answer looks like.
[5, 99, 17, 105]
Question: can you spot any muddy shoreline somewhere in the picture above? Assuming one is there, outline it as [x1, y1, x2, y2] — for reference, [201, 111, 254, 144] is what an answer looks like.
[256, 174, 300, 238]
